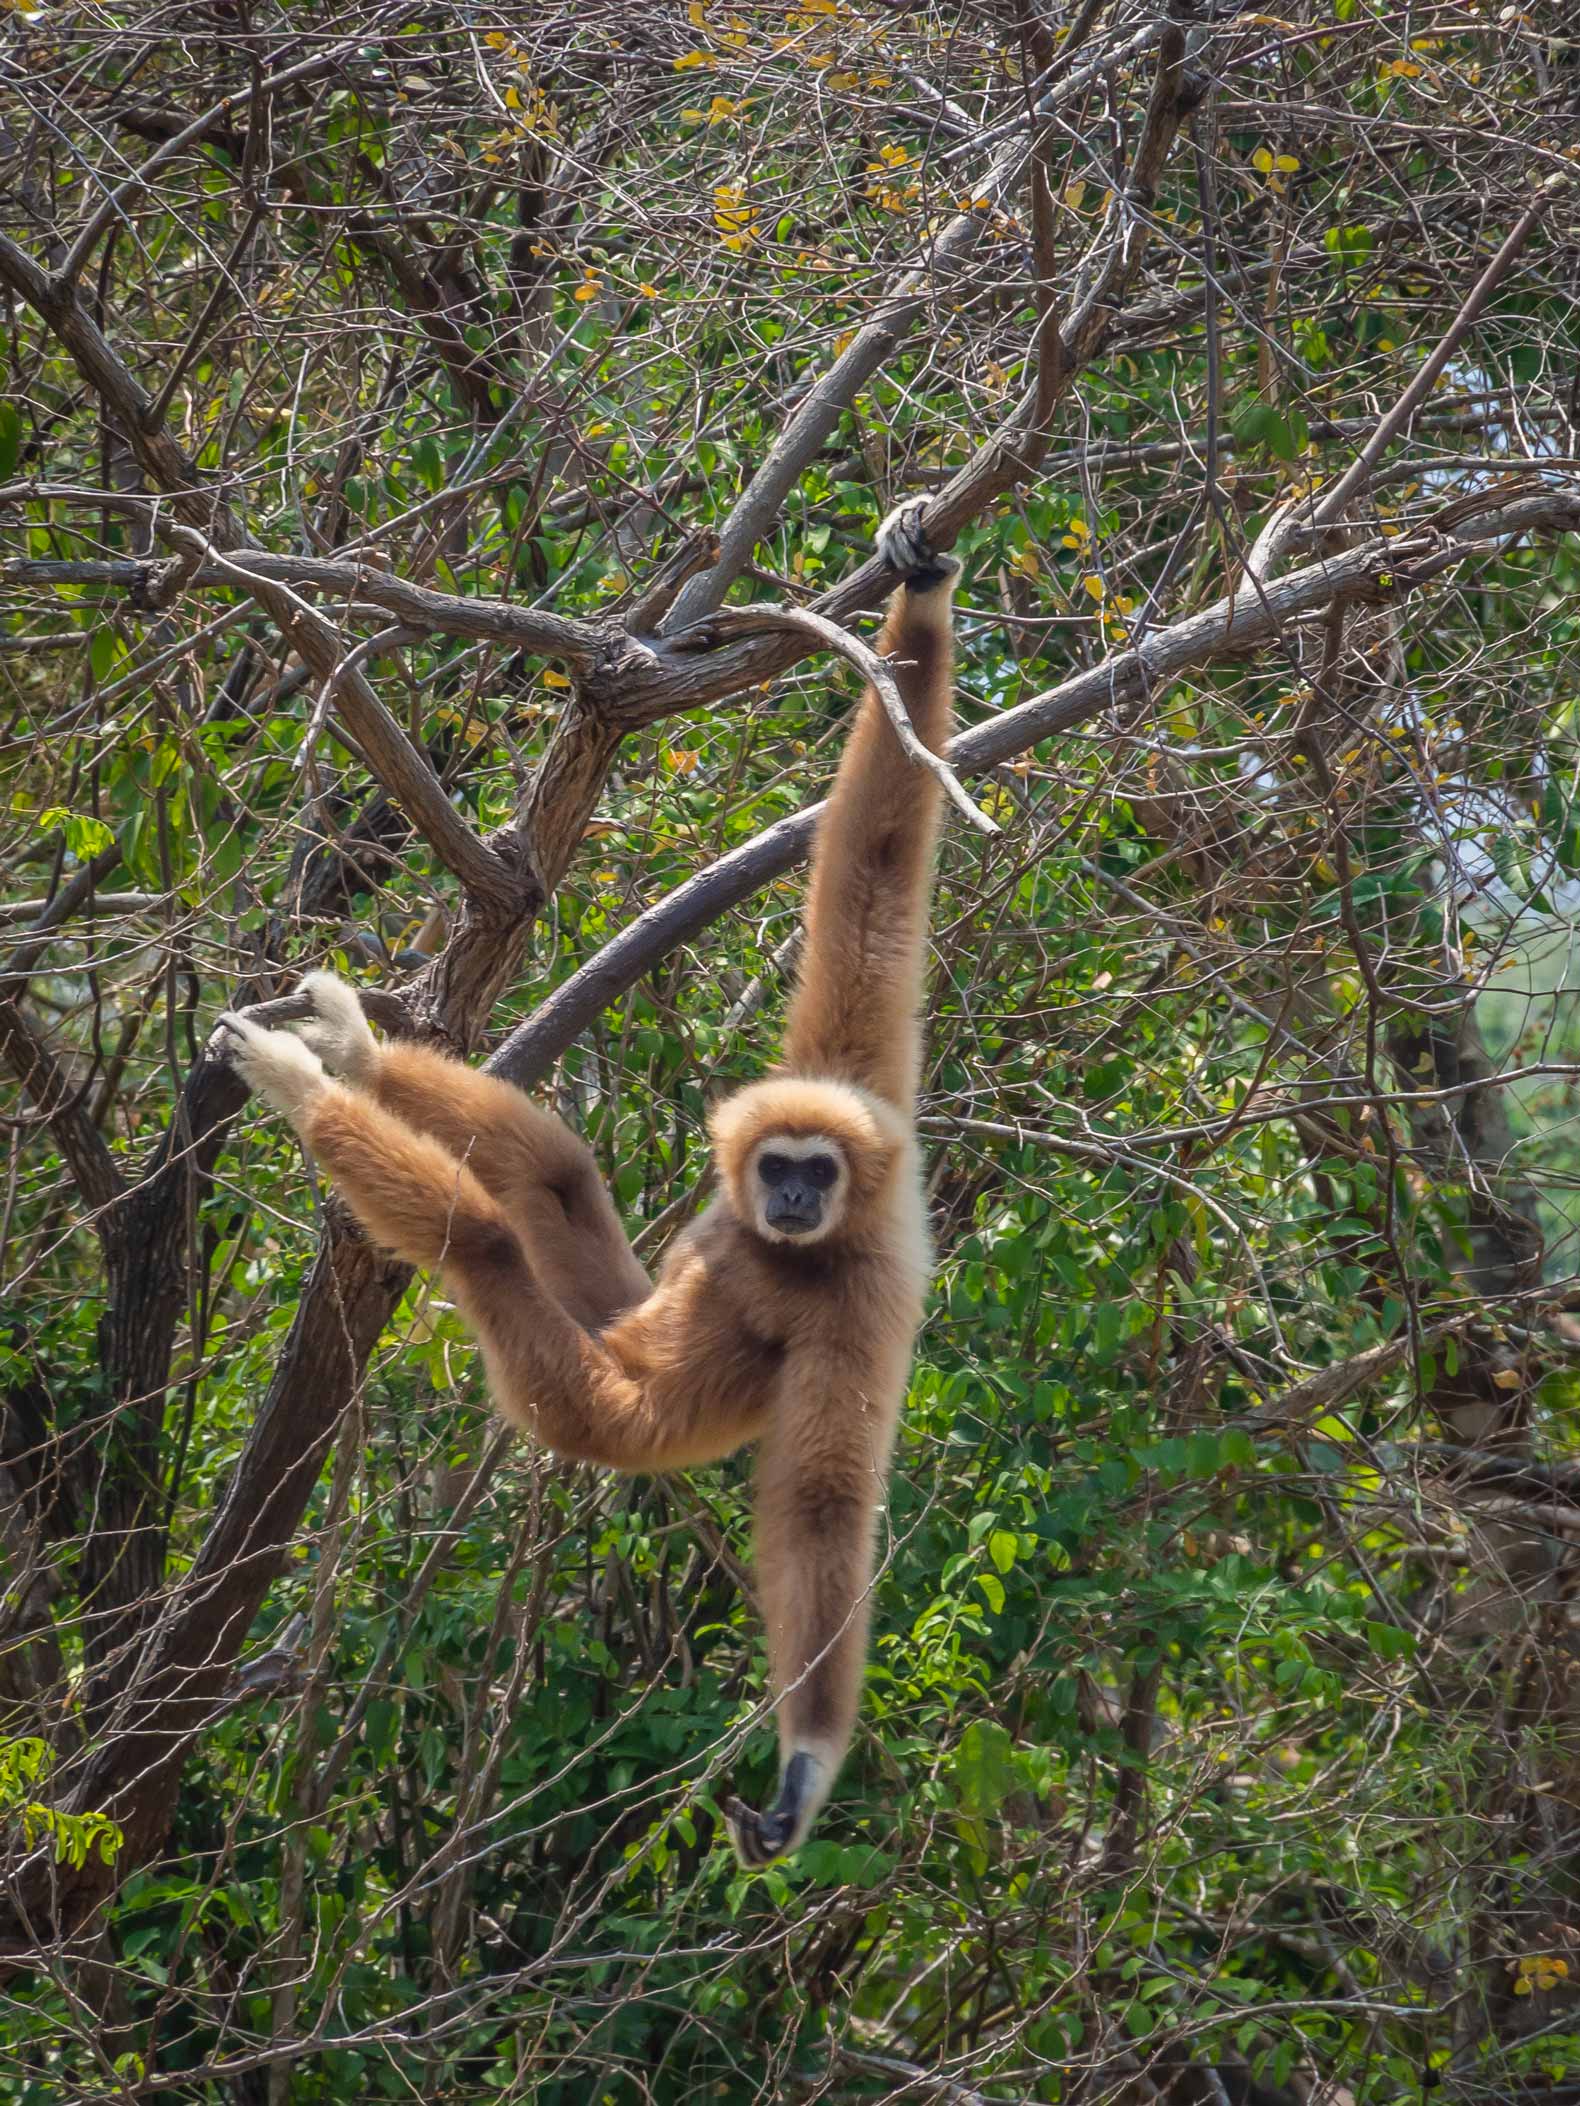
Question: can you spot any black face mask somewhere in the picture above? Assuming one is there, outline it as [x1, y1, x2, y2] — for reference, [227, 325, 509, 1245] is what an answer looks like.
[758, 1150, 837, 1234]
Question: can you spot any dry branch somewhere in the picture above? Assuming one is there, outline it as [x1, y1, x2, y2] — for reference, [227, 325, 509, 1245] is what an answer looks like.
[490, 481, 1580, 1088]
[669, 603, 995, 834]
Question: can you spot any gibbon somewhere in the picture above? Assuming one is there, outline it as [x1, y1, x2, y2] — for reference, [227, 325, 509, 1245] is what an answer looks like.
[215, 502, 960, 1865]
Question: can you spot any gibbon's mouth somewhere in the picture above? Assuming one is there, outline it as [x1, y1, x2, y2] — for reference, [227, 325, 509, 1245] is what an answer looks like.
[765, 1205, 820, 1237]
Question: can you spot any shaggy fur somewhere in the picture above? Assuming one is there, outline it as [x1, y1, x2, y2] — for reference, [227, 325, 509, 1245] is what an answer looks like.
[216, 502, 959, 1866]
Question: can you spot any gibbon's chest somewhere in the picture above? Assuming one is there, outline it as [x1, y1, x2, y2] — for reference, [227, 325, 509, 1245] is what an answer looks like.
[741, 1238, 924, 1357]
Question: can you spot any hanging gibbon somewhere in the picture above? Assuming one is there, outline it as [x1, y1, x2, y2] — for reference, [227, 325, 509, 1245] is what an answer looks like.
[215, 502, 960, 1865]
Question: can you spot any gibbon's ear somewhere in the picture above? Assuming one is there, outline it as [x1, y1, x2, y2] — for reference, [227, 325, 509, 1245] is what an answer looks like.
[289, 970, 381, 1086]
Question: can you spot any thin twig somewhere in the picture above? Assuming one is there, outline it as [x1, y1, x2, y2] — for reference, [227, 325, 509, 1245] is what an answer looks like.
[668, 603, 996, 835]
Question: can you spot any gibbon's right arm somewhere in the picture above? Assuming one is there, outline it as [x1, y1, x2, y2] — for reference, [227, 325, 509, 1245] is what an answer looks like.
[213, 993, 765, 1472]
[288, 972, 649, 1333]
[779, 502, 960, 1113]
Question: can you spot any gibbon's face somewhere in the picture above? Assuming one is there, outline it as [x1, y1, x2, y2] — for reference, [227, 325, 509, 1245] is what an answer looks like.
[710, 1076, 903, 1250]
[748, 1134, 849, 1246]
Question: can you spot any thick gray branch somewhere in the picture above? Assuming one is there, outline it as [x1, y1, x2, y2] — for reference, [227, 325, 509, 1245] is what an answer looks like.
[490, 484, 1580, 1089]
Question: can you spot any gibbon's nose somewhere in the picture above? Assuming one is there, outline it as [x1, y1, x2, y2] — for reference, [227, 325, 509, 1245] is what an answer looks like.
[766, 1180, 821, 1232]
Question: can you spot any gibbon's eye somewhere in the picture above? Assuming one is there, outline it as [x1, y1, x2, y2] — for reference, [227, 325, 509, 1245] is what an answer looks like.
[805, 1154, 838, 1189]
[758, 1152, 790, 1184]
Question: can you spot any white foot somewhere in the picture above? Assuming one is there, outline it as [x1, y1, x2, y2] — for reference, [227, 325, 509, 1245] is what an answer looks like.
[214, 1013, 328, 1122]
[291, 970, 380, 1086]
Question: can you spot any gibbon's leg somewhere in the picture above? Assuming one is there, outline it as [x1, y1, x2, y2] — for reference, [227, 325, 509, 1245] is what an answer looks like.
[288, 972, 649, 1332]
[779, 501, 960, 1112]
[216, 1012, 677, 1467]
[723, 1347, 902, 1868]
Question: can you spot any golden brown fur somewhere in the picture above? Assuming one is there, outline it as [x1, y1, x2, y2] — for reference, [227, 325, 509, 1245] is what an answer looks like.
[215, 502, 959, 1865]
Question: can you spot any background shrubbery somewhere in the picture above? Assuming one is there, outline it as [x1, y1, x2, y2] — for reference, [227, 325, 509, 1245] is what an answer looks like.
[5, 2, 1580, 2098]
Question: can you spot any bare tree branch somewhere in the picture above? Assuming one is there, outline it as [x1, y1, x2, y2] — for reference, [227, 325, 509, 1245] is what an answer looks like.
[490, 481, 1580, 1087]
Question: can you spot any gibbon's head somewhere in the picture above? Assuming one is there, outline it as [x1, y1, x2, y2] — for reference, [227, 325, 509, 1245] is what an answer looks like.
[710, 1077, 907, 1249]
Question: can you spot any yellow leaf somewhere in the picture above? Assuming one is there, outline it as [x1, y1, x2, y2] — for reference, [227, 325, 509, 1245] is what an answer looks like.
[666, 748, 699, 775]
[1491, 1368, 1521, 1391]
[542, 668, 572, 689]
[673, 49, 715, 69]
[1007, 548, 1039, 580]
[1082, 573, 1106, 601]
[1275, 153, 1300, 172]
[1062, 179, 1086, 210]
[1251, 146, 1275, 173]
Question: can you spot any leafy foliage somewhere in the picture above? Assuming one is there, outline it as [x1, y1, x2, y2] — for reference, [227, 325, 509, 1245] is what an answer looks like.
[4, 1, 1580, 2101]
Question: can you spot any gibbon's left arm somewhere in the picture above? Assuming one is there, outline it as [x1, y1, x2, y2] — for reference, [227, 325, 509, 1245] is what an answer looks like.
[779, 502, 960, 1114]
[723, 505, 960, 1868]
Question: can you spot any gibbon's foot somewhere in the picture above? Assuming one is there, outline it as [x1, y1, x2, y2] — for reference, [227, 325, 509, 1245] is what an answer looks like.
[288, 970, 380, 1087]
[876, 499, 962, 594]
[213, 1011, 329, 1122]
[723, 1750, 824, 1869]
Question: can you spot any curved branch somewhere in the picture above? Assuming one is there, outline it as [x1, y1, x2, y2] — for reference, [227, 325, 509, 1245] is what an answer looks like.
[0, 996, 122, 1216]
[665, 19, 1181, 628]
[165, 530, 511, 905]
[55, 47, 352, 286]
[669, 604, 995, 835]
[488, 483, 1580, 1091]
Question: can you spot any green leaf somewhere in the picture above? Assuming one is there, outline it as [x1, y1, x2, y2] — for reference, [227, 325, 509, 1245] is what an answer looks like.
[1365, 1619, 1415, 1663]
[794, 1841, 895, 1887]
[413, 435, 443, 491]
[953, 1719, 1017, 1816]
[0, 401, 20, 480]
[90, 627, 128, 683]
[988, 1529, 1018, 1575]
